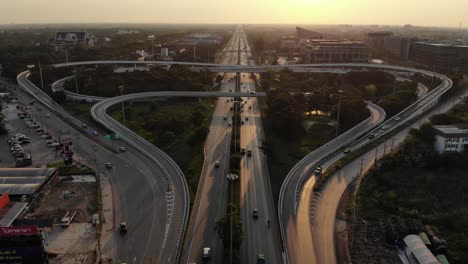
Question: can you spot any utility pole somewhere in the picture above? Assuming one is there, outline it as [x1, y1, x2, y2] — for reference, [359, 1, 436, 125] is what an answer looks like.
[38, 62, 45, 91]
[65, 50, 69, 63]
[74, 68, 79, 94]
[118, 86, 126, 126]
[335, 90, 344, 136]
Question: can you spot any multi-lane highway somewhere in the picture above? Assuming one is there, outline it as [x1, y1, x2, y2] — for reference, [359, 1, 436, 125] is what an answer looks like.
[181, 26, 248, 264]
[235, 29, 283, 264]
[23, 33, 455, 264]
[278, 68, 452, 263]
[17, 71, 177, 263]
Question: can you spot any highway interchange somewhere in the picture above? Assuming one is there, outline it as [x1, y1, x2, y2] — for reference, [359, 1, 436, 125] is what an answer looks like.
[16, 25, 456, 264]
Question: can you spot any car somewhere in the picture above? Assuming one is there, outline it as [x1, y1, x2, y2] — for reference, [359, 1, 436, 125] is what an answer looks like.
[257, 254, 266, 264]
[19, 138, 30, 144]
[381, 125, 388, 130]
[241, 120, 245, 125]
[226, 99, 229, 102]
[202, 247, 211, 260]
[92, 131, 99, 136]
[45, 135, 52, 140]
[229, 89, 232, 92]
[47, 142, 59, 147]
[46, 139, 54, 144]
[223, 114, 227, 120]
[105, 162, 112, 168]
[343, 148, 351, 154]
[119, 222, 127, 233]
[245, 117, 249, 121]
[368, 134, 375, 139]
[250, 91, 256, 95]
[82, 123, 88, 128]
[119, 146, 126, 152]
[214, 161, 220, 168]
[394, 116, 400, 121]
[13, 152, 24, 158]
[252, 208, 259, 219]
[249, 105, 252, 110]
[241, 148, 246, 155]
[46, 114, 51, 118]
[228, 121, 232, 127]
[247, 150, 252, 157]
[241, 109, 244, 113]
[314, 166, 323, 176]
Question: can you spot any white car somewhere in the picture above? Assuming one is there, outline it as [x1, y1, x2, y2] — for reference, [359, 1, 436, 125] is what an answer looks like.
[394, 117, 400, 121]
[47, 142, 59, 147]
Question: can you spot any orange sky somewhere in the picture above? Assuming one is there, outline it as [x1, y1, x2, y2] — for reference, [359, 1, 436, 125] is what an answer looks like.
[1, 0, 467, 27]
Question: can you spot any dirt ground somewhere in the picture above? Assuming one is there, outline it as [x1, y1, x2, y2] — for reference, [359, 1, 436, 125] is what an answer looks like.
[31, 179, 97, 223]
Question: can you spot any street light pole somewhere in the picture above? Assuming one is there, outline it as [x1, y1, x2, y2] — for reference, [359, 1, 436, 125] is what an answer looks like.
[118, 86, 126, 126]
[74, 69, 79, 94]
[335, 90, 343, 137]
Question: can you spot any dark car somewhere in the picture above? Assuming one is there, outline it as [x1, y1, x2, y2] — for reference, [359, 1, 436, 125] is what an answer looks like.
[253, 208, 259, 219]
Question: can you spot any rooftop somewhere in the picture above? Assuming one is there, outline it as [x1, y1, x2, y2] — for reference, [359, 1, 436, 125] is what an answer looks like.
[0, 168, 57, 196]
[415, 42, 468, 48]
[433, 124, 468, 137]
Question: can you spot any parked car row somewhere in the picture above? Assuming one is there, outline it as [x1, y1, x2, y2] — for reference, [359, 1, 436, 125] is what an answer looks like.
[7, 134, 30, 158]
[22, 116, 59, 148]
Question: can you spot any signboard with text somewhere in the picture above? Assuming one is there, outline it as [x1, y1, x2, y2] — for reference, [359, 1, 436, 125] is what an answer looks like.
[0, 226, 38, 237]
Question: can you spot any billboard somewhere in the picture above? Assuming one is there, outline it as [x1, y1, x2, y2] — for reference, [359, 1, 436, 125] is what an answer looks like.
[0, 226, 46, 263]
[0, 226, 38, 237]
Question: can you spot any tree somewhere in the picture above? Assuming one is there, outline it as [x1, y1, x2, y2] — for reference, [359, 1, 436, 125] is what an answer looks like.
[215, 74, 224, 85]
[215, 203, 245, 251]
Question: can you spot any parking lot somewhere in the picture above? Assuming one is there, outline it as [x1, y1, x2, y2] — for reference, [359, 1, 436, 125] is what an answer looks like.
[1, 100, 61, 167]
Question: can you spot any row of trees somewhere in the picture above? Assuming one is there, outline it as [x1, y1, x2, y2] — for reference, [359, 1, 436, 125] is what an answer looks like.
[59, 65, 216, 98]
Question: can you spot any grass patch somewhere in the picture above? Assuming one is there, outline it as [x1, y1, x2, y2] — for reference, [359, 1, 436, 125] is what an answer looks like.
[48, 162, 95, 176]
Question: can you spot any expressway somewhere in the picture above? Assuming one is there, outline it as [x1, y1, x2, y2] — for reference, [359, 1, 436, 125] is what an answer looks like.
[17, 71, 177, 263]
[20, 70, 264, 264]
[31, 47, 453, 264]
[279, 70, 452, 263]
[235, 29, 283, 264]
[181, 27, 243, 264]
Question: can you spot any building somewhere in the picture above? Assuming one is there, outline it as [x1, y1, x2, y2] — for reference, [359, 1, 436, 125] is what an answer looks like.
[160, 48, 169, 57]
[296, 27, 323, 39]
[0, 225, 48, 263]
[383, 37, 418, 59]
[365, 31, 394, 50]
[403, 235, 440, 264]
[433, 124, 468, 154]
[54, 31, 87, 45]
[280, 36, 298, 49]
[411, 42, 468, 72]
[183, 34, 222, 45]
[300, 39, 368, 63]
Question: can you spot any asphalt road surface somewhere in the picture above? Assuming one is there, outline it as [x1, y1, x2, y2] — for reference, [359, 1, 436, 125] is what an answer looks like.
[181, 26, 244, 264]
[17, 72, 181, 263]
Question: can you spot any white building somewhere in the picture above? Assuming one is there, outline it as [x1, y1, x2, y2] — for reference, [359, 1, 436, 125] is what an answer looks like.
[433, 124, 468, 154]
[403, 235, 439, 264]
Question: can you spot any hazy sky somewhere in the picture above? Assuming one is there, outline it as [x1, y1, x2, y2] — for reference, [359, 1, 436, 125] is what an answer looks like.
[1, 0, 467, 27]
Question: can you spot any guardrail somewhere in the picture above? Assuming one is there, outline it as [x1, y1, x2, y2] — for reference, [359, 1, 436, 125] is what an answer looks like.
[91, 96, 189, 264]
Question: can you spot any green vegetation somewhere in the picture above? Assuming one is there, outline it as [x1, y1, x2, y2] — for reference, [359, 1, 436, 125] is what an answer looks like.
[48, 162, 95, 176]
[354, 99, 468, 263]
[217, 97, 243, 264]
[0, 26, 231, 80]
[215, 203, 245, 263]
[109, 98, 214, 200]
[62, 65, 216, 97]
